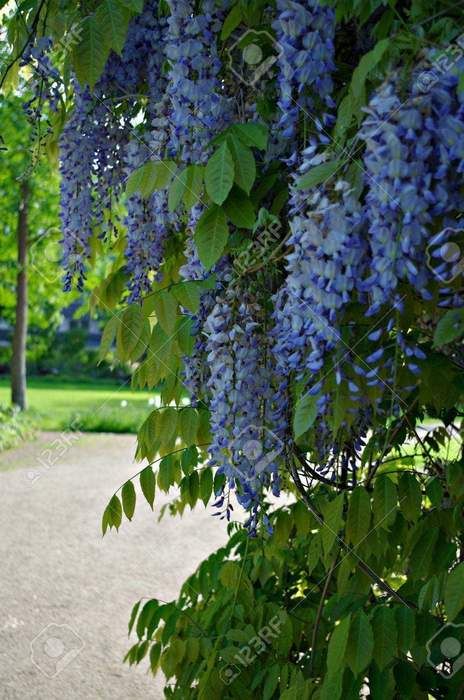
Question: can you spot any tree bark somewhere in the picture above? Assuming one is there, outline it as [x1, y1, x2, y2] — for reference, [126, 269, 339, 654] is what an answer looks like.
[11, 181, 30, 410]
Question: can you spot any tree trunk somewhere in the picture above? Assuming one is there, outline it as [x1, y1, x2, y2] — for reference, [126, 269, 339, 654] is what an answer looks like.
[11, 181, 30, 410]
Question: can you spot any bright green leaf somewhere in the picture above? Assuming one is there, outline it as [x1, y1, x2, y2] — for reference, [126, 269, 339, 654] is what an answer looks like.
[297, 160, 340, 190]
[293, 392, 319, 439]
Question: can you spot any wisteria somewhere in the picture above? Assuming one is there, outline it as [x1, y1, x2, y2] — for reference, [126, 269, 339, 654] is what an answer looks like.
[273, 0, 335, 162]
[47, 0, 464, 524]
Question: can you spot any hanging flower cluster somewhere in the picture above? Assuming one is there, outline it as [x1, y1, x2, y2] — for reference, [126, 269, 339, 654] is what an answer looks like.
[50, 0, 464, 524]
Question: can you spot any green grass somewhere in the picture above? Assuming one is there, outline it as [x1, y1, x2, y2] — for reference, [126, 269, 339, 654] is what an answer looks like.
[0, 376, 157, 433]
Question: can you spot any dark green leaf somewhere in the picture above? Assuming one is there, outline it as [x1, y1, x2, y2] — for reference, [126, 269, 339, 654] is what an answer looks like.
[121, 480, 136, 520]
[373, 475, 397, 530]
[346, 610, 374, 676]
[434, 308, 464, 347]
[221, 4, 242, 40]
[371, 607, 397, 671]
[140, 466, 156, 509]
[223, 187, 256, 229]
[200, 468, 213, 506]
[95, 0, 131, 55]
[231, 123, 269, 150]
[346, 486, 371, 545]
[195, 205, 229, 269]
[205, 141, 235, 205]
[445, 563, 464, 620]
[227, 135, 256, 194]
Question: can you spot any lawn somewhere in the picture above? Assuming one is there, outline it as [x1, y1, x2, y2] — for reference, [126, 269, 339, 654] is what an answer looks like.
[0, 376, 158, 433]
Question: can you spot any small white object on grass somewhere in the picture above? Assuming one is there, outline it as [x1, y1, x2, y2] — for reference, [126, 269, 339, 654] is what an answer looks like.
[120, 400, 128, 408]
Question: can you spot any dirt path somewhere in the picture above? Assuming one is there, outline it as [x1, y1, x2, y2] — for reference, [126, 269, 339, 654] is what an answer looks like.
[0, 433, 229, 699]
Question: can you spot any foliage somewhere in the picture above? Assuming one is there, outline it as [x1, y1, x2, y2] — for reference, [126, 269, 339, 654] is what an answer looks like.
[0, 96, 69, 350]
[0, 404, 34, 452]
[3, 0, 464, 697]
[124, 481, 464, 699]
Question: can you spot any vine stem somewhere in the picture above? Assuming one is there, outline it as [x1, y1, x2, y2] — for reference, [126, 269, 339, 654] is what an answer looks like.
[290, 458, 417, 609]
[309, 551, 339, 676]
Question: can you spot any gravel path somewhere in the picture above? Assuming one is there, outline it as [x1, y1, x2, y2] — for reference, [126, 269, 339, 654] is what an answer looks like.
[0, 433, 229, 699]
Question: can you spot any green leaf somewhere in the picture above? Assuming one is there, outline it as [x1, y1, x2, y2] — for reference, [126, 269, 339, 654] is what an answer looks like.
[221, 4, 243, 40]
[334, 92, 354, 144]
[371, 607, 397, 671]
[149, 642, 162, 673]
[327, 615, 351, 674]
[297, 160, 340, 190]
[118, 305, 144, 360]
[320, 672, 343, 700]
[73, 15, 110, 88]
[346, 610, 374, 676]
[95, 0, 131, 55]
[183, 165, 205, 209]
[409, 528, 439, 580]
[205, 141, 235, 205]
[158, 407, 178, 450]
[395, 606, 415, 653]
[372, 475, 397, 530]
[398, 473, 422, 522]
[168, 165, 204, 212]
[433, 308, 464, 347]
[180, 408, 199, 446]
[447, 461, 464, 501]
[351, 38, 389, 101]
[195, 205, 229, 270]
[140, 467, 156, 509]
[126, 160, 176, 198]
[293, 392, 319, 439]
[152, 290, 178, 336]
[172, 281, 202, 314]
[263, 664, 280, 700]
[121, 480, 136, 521]
[98, 315, 119, 363]
[346, 486, 371, 545]
[128, 600, 141, 635]
[223, 187, 256, 229]
[320, 493, 344, 558]
[445, 563, 464, 620]
[219, 561, 242, 588]
[227, 135, 256, 194]
[106, 494, 122, 531]
[188, 471, 199, 507]
[231, 123, 269, 150]
[200, 468, 213, 507]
